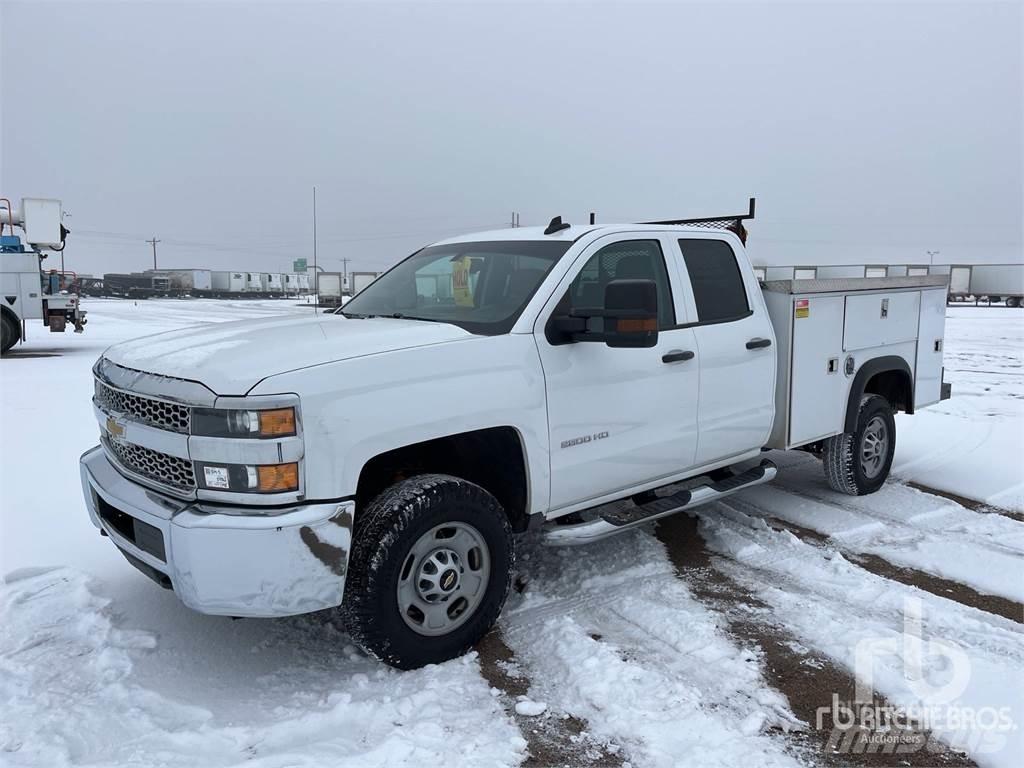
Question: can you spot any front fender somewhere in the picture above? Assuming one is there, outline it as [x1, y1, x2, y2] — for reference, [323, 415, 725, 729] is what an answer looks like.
[251, 333, 551, 514]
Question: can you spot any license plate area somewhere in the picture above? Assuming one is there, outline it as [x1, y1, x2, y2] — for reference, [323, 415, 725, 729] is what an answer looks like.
[97, 495, 167, 562]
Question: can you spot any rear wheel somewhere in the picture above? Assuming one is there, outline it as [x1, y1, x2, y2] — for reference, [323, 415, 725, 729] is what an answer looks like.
[823, 394, 896, 495]
[340, 474, 513, 669]
[1007, 296, 1021, 309]
[1, 312, 19, 355]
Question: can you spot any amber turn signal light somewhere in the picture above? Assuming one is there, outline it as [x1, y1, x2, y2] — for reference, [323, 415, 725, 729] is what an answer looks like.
[257, 462, 299, 492]
[258, 408, 297, 437]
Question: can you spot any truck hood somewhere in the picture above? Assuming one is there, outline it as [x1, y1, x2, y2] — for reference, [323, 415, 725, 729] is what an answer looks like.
[102, 314, 473, 394]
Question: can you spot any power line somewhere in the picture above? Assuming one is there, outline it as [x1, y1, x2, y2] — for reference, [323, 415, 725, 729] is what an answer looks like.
[73, 220, 510, 257]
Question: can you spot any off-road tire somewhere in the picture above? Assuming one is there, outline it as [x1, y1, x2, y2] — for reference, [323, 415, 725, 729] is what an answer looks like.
[340, 474, 513, 669]
[1, 312, 19, 355]
[823, 394, 896, 496]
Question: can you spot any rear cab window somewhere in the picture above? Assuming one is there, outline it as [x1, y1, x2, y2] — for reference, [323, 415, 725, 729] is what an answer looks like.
[677, 239, 751, 324]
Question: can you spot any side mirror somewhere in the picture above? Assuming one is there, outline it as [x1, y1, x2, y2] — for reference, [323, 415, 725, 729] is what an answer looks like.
[545, 279, 660, 347]
[602, 279, 659, 348]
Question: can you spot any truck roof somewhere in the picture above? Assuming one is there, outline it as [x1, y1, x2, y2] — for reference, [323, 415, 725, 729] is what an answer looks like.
[434, 223, 738, 246]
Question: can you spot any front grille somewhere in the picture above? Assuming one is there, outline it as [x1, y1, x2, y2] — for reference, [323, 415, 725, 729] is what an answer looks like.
[104, 437, 196, 491]
[94, 380, 190, 434]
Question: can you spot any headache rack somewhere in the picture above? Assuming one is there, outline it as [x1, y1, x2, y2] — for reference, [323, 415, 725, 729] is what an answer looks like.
[641, 197, 756, 243]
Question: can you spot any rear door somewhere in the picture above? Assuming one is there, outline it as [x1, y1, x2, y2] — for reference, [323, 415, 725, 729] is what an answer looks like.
[673, 237, 776, 466]
[537, 234, 700, 511]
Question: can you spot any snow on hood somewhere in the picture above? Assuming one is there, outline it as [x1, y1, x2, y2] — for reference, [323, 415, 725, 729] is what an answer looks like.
[102, 313, 471, 394]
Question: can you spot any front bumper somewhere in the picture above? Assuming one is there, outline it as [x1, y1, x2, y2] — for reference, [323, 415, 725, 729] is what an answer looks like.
[80, 445, 353, 618]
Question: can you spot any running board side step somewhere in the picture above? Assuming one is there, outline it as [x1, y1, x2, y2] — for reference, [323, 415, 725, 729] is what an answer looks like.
[542, 459, 777, 546]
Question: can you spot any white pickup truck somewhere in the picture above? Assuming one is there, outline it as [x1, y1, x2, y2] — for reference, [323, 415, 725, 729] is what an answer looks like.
[80, 207, 951, 668]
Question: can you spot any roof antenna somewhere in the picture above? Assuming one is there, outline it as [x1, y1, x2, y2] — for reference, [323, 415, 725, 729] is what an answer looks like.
[589, 212, 596, 225]
[544, 216, 571, 235]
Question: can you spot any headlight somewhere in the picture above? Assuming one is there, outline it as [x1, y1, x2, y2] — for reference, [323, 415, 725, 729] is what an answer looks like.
[192, 407, 297, 438]
[196, 461, 299, 493]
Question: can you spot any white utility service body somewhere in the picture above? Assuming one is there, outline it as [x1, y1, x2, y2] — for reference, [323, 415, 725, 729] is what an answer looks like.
[80, 217, 950, 668]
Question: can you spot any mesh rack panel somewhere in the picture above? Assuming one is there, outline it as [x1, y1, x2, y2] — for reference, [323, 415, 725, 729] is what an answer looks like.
[94, 379, 191, 434]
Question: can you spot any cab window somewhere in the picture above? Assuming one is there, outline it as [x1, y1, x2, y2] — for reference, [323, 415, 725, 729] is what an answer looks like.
[677, 239, 750, 323]
[564, 240, 675, 330]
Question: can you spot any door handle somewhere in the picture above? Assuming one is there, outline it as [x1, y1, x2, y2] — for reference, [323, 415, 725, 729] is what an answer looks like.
[746, 338, 772, 350]
[662, 350, 695, 363]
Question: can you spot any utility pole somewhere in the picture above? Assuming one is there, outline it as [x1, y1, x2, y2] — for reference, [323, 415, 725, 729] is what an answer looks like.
[926, 250, 940, 269]
[146, 237, 161, 270]
[312, 186, 318, 310]
[340, 257, 351, 291]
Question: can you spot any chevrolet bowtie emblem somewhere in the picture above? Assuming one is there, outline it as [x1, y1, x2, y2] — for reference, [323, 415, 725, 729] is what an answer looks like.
[106, 416, 125, 438]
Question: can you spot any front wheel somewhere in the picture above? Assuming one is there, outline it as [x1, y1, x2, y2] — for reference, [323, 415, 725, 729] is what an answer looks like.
[340, 474, 513, 669]
[823, 394, 896, 495]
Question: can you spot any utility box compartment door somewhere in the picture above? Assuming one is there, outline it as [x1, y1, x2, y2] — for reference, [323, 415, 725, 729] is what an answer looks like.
[843, 291, 920, 351]
[789, 295, 847, 446]
[914, 288, 947, 408]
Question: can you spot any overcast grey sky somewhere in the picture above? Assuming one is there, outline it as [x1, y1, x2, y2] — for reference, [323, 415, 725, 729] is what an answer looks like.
[2, 1, 1021, 276]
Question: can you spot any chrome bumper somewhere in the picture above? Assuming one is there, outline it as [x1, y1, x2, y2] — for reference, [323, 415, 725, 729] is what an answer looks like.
[80, 445, 353, 618]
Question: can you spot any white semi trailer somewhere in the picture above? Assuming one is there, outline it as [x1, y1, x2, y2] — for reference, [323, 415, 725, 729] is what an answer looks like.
[211, 271, 247, 295]
[350, 271, 378, 296]
[947, 264, 1024, 307]
[265, 273, 284, 295]
[317, 272, 344, 307]
[146, 269, 213, 296]
[1, 197, 86, 354]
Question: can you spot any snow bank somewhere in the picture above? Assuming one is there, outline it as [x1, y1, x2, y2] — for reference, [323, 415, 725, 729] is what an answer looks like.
[0, 568, 524, 767]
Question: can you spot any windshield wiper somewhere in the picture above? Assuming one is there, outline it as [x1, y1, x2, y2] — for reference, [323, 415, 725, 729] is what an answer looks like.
[389, 313, 450, 324]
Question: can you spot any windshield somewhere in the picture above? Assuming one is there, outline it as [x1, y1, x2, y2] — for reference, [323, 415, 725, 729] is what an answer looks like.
[340, 240, 572, 334]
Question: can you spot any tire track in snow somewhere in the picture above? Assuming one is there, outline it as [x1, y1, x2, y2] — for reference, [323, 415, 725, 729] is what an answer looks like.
[654, 513, 975, 767]
[686, 501, 1024, 765]
[694, 502, 1024, 665]
[905, 481, 1024, 524]
[721, 496, 1024, 624]
[499, 533, 806, 767]
[476, 629, 625, 767]
[767, 479, 1024, 561]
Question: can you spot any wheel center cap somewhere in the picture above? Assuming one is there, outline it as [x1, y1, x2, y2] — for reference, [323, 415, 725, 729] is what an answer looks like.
[440, 568, 459, 592]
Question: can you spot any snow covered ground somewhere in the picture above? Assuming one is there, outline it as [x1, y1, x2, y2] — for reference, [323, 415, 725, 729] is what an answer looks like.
[1, 299, 1021, 767]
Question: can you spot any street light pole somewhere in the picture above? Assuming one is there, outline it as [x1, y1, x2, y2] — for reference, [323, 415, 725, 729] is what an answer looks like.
[312, 186, 318, 310]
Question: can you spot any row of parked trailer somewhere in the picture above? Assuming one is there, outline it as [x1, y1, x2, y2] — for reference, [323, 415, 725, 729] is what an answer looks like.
[82, 269, 311, 299]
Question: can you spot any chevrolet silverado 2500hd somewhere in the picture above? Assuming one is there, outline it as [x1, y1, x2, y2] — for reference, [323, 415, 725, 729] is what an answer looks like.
[81, 211, 950, 668]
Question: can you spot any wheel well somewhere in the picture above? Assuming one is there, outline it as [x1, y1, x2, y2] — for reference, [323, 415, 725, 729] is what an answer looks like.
[844, 356, 913, 432]
[864, 370, 912, 413]
[355, 426, 531, 533]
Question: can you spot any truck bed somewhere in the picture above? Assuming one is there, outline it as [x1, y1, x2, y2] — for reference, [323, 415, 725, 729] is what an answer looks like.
[761, 274, 949, 450]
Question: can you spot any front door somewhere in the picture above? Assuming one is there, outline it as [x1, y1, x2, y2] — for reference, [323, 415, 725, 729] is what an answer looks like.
[537, 235, 700, 512]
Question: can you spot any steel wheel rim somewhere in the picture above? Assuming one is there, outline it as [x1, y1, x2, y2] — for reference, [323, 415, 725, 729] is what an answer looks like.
[860, 415, 889, 479]
[397, 521, 491, 636]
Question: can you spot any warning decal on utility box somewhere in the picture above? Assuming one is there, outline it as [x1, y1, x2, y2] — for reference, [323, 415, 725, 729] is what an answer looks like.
[795, 299, 809, 319]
